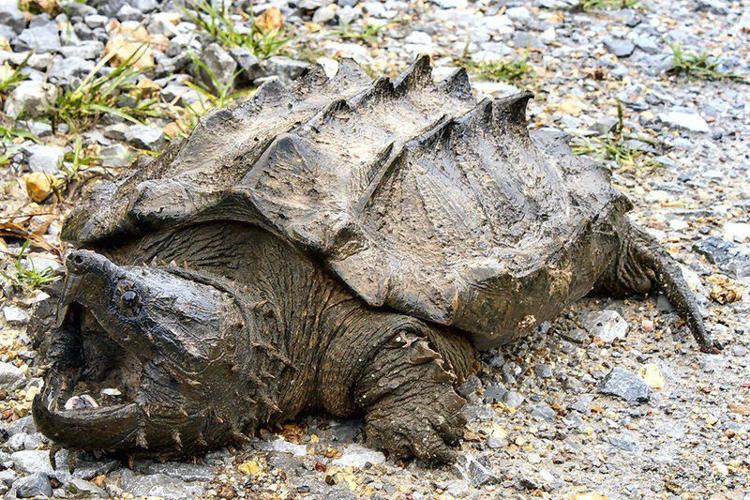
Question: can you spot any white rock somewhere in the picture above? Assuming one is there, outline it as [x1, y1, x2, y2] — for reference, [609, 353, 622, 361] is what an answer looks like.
[24, 144, 65, 174]
[3, 81, 59, 119]
[316, 56, 339, 78]
[0, 362, 25, 391]
[724, 222, 750, 243]
[506, 6, 531, 22]
[405, 31, 433, 45]
[260, 438, 307, 456]
[3, 306, 29, 325]
[331, 444, 385, 467]
[583, 310, 629, 343]
[658, 110, 710, 133]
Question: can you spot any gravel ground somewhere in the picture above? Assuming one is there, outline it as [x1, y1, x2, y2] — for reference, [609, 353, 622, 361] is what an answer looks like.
[1, 0, 749, 498]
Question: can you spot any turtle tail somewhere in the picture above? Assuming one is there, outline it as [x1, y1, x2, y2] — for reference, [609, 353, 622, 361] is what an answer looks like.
[596, 223, 721, 353]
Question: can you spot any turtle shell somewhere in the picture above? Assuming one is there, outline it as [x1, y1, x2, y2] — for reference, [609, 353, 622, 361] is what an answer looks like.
[63, 56, 630, 349]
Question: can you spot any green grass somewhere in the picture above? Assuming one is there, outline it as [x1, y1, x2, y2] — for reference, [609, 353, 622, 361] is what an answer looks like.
[579, 0, 639, 11]
[0, 126, 38, 143]
[462, 58, 533, 83]
[52, 49, 160, 132]
[60, 137, 99, 180]
[572, 102, 660, 169]
[181, 0, 288, 58]
[328, 23, 386, 45]
[0, 55, 30, 95]
[668, 45, 749, 83]
[0, 241, 60, 292]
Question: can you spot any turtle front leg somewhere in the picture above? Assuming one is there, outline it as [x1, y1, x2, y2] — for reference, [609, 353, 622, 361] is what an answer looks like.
[595, 222, 720, 353]
[354, 329, 471, 464]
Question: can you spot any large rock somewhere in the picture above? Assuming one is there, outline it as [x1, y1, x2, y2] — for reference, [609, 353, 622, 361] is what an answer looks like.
[14, 22, 62, 52]
[331, 444, 385, 468]
[597, 367, 650, 404]
[117, 469, 203, 499]
[0, 0, 26, 33]
[0, 362, 25, 391]
[124, 124, 165, 151]
[694, 237, 750, 278]
[23, 144, 65, 174]
[3, 81, 59, 119]
[13, 473, 52, 498]
[583, 310, 629, 343]
[145, 462, 215, 482]
[659, 109, 710, 133]
[198, 43, 237, 91]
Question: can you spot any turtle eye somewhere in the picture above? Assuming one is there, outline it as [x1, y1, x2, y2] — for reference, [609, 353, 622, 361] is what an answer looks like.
[118, 289, 141, 315]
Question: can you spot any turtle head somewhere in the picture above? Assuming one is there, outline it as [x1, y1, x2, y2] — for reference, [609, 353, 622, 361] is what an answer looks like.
[33, 250, 250, 456]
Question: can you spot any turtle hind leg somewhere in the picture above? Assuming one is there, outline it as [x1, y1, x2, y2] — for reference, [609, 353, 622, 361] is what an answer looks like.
[595, 223, 721, 353]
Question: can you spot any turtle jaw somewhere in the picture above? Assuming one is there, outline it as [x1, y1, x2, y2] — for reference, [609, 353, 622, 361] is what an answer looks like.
[33, 299, 147, 452]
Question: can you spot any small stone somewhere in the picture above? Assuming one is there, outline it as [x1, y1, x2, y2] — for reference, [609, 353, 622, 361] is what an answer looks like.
[534, 363, 553, 379]
[483, 382, 507, 403]
[23, 172, 57, 203]
[65, 478, 107, 497]
[3, 80, 59, 118]
[145, 462, 214, 482]
[724, 222, 750, 243]
[583, 310, 629, 343]
[608, 432, 638, 452]
[464, 456, 499, 487]
[83, 14, 108, 28]
[14, 473, 52, 498]
[457, 374, 482, 399]
[638, 363, 665, 390]
[312, 4, 337, 24]
[258, 437, 307, 456]
[199, 43, 237, 91]
[693, 237, 750, 278]
[659, 110, 710, 133]
[560, 327, 589, 344]
[569, 394, 594, 414]
[124, 124, 165, 151]
[503, 391, 525, 409]
[23, 144, 64, 173]
[530, 402, 556, 421]
[331, 444, 385, 468]
[100, 144, 133, 167]
[597, 367, 650, 404]
[116, 4, 143, 21]
[10, 450, 53, 475]
[0, 469, 17, 487]
[0, 0, 26, 34]
[604, 37, 635, 57]
[405, 31, 433, 45]
[261, 56, 310, 84]
[14, 22, 61, 52]
[117, 469, 203, 498]
[3, 305, 29, 324]
[0, 362, 25, 391]
[506, 6, 531, 22]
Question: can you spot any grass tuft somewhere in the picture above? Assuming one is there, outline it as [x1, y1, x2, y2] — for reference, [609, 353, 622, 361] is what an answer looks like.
[0, 241, 60, 292]
[572, 101, 660, 169]
[668, 45, 749, 83]
[182, 0, 288, 58]
[329, 23, 386, 46]
[462, 58, 533, 83]
[0, 55, 30, 95]
[579, 0, 639, 11]
[52, 49, 160, 132]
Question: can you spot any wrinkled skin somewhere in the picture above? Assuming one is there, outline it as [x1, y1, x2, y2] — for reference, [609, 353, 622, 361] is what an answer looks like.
[32, 57, 719, 464]
[34, 224, 475, 462]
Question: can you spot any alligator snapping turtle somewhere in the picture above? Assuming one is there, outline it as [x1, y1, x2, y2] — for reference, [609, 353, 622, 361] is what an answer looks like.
[33, 56, 717, 464]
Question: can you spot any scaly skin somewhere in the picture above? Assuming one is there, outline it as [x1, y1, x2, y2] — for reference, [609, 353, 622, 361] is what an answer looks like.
[34, 222, 475, 463]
